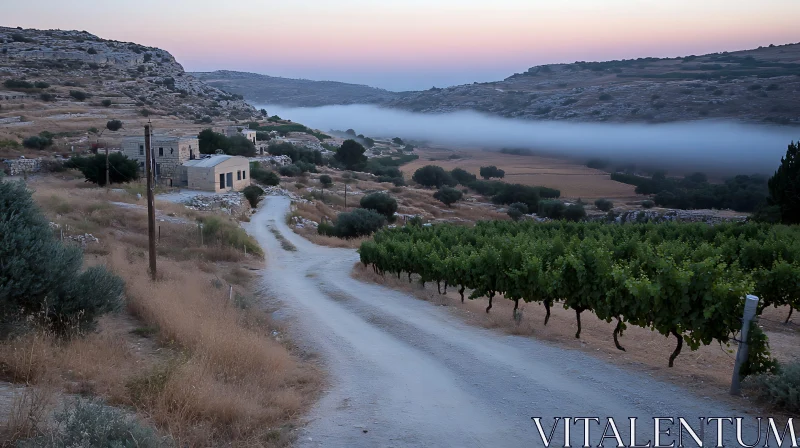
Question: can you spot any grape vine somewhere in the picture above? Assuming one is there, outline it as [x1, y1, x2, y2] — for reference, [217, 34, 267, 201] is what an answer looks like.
[359, 221, 798, 375]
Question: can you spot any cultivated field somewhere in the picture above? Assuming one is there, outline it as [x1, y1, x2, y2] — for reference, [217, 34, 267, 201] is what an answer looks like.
[401, 145, 639, 200]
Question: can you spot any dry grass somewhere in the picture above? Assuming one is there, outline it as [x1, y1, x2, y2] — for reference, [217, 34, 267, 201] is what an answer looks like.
[115, 251, 318, 445]
[401, 146, 638, 200]
[0, 175, 319, 447]
[351, 263, 800, 407]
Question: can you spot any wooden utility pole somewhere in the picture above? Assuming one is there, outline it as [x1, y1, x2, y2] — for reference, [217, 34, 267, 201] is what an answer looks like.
[144, 123, 157, 280]
[105, 146, 110, 187]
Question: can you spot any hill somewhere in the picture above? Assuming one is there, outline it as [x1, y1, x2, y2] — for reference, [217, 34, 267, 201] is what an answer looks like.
[204, 43, 800, 125]
[386, 43, 800, 124]
[192, 70, 404, 107]
[0, 26, 261, 154]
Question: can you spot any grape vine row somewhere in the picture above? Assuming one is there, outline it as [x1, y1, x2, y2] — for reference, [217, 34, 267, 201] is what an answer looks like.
[359, 221, 799, 375]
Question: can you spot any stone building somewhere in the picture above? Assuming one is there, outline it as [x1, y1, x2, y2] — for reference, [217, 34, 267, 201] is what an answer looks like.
[177, 155, 250, 192]
[122, 135, 199, 186]
[223, 126, 258, 145]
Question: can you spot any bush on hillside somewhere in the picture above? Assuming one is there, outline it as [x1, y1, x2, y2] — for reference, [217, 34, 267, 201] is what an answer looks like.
[450, 168, 477, 185]
[564, 203, 587, 222]
[319, 174, 333, 189]
[101, 99, 112, 107]
[594, 198, 614, 212]
[479, 165, 505, 180]
[0, 181, 124, 334]
[105, 119, 123, 132]
[198, 129, 256, 157]
[319, 208, 385, 238]
[66, 153, 139, 186]
[250, 162, 280, 186]
[412, 165, 456, 188]
[69, 90, 89, 101]
[641, 200, 654, 209]
[278, 164, 303, 177]
[491, 183, 541, 210]
[433, 187, 463, 207]
[22, 134, 53, 150]
[360, 192, 398, 220]
[39, 92, 55, 102]
[268, 141, 322, 165]
[17, 398, 167, 448]
[334, 139, 367, 171]
[507, 202, 529, 221]
[243, 185, 264, 208]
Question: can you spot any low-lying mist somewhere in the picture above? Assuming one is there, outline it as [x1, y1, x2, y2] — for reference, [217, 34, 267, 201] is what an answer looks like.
[254, 103, 798, 175]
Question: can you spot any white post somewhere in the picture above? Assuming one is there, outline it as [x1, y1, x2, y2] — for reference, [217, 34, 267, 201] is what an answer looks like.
[229, 285, 233, 302]
[730, 294, 760, 395]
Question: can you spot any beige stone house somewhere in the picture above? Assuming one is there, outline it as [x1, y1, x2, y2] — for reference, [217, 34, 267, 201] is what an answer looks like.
[122, 135, 199, 186]
[178, 155, 250, 192]
[223, 126, 258, 145]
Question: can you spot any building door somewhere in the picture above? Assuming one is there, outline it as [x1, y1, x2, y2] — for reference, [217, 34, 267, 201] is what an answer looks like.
[219, 173, 225, 190]
[226, 172, 233, 189]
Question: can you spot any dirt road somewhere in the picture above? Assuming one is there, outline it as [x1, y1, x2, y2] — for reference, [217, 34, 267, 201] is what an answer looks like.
[245, 197, 762, 448]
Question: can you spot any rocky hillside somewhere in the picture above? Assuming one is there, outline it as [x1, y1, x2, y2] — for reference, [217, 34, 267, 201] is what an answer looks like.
[192, 70, 404, 107]
[0, 26, 258, 124]
[203, 43, 800, 125]
[386, 43, 800, 124]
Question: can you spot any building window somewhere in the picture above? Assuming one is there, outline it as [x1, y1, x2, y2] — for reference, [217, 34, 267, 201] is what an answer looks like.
[158, 147, 163, 157]
[139, 144, 144, 156]
[237, 170, 241, 180]
[242, 171, 246, 180]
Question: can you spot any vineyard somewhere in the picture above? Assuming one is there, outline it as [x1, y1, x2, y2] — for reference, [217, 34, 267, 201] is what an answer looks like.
[359, 221, 800, 376]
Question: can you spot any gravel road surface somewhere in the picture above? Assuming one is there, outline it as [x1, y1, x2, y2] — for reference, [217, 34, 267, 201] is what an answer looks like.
[245, 196, 768, 448]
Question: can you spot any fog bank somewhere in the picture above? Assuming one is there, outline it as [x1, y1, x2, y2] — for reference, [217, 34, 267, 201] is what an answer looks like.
[254, 103, 798, 175]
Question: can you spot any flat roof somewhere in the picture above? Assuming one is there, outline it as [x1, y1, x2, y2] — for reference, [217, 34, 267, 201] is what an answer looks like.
[183, 155, 235, 168]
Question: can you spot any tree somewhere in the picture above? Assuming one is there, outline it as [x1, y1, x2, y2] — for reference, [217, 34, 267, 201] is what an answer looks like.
[0, 181, 123, 333]
[392, 137, 404, 145]
[480, 165, 505, 180]
[67, 153, 139, 186]
[412, 165, 456, 188]
[105, 119, 122, 132]
[243, 185, 265, 208]
[227, 134, 256, 157]
[594, 198, 613, 212]
[450, 168, 477, 186]
[345, 129, 357, 136]
[250, 162, 280, 186]
[507, 202, 528, 221]
[101, 99, 112, 107]
[335, 140, 367, 170]
[433, 187, 463, 207]
[363, 137, 375, 148]
[319, 174, 333, 189]
[260, 108, 268, 116]
[360, 192, 398, 220]
[767, 141, 800, 224]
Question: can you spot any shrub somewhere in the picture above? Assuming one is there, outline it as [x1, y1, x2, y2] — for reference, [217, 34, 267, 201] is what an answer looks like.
[39, 92, 55, 102]
[3, 79, 34, 89]
[249, 162, 280, 186]
[101, 99, 112, 107]
[491, 184, 540, 210]
[319, 174, 333, 189]
[22, 134, 53, 150]
[323, 208, 385, 238]
[360, 192, 397, 220]
[594, 198, 614, 212]
[599, 93, 613, 101]
[479, 165, 505, 179]
[67, 153, 139, 186]
[507, 202, 528, 221]
[412, 165, 455, 188]
[199, 216, 262, 255]
[450, 168, 477, 185]
[34, 81, 49, 89]
[433, 187, 463, 207]
[641, 200, 655, 209]
[538, 200, 566, 219]
[564, 203, 586, 222]
[106, 119, 122, 132]
[243, 185, 264, 208]
[747, 361, 800, 413]
[278, 164, 302, 177]
[87, 47, 97, 54]
[17, 398, 167, 448]
[69, 90, 89, 101]
[0, 182, 124, 333]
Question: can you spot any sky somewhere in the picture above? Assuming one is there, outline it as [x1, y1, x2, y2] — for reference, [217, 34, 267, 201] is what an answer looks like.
[5, 0, 800, 91]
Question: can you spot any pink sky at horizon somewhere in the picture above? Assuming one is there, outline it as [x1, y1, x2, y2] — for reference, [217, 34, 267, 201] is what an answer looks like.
[5, 0, 799, 90]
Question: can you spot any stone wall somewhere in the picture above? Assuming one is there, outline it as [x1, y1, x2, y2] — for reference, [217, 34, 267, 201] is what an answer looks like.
[2, 158, 41, 175]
